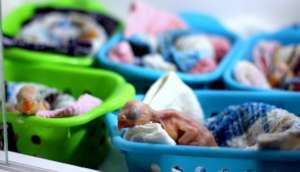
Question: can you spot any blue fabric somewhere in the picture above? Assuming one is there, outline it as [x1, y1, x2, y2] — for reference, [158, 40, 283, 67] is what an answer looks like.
[206, 102, 276, 146]
[159, 29, 192, 62]
[171, 48, 203, 72]
[6, 82, 20, 102]
[159, 29, 211, 72]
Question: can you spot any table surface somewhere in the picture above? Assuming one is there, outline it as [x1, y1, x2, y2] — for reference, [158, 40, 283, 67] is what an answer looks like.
[0, 145, 129, 172]
[99, 146, 129, 172]
[0, 151, 99, 172]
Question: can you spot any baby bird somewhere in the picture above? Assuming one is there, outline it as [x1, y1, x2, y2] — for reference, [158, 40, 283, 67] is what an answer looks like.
[16, 85, 49, 115]
[118, 100, 217, 146]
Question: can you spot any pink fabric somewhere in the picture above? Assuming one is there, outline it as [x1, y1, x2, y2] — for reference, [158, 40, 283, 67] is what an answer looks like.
[189, 58, 217, 74]
[253, 41, 281, 75]
[125, 0, 187, 37]
[208, 36, 231, 63]
[108, 41, 135, 64]
[37, 94, 102, 118]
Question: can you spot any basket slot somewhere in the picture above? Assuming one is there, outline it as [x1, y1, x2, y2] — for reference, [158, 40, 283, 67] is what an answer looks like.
[99, 134, 106, 145]
[31, 135, 41, 145]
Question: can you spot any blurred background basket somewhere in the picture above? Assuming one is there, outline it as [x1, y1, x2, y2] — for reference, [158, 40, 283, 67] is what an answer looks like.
[3, 0, 122, 67]
[96, 12, 241, 93]
[223, 29, 300, 93]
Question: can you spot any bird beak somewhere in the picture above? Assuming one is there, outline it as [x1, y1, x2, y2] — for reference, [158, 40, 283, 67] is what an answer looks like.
[118, 114, 126, 130]
[118, 121, 124, 130]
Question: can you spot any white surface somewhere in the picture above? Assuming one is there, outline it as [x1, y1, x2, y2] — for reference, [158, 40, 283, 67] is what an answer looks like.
[0, 151, 99, 172]
[99, 147, 128, 172]
[3, 0, 300, 37]
[100, 0, 300, 37]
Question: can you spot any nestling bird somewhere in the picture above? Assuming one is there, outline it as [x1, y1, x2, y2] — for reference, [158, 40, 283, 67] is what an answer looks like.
[118, 100, 217, 146]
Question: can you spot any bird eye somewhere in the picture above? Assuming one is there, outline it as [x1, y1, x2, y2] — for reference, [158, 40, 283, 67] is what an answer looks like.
[127, 108, 140, 120]
[120, 115, 126, 120]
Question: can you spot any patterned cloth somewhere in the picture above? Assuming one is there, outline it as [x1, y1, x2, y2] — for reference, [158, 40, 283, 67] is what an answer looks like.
[206, 102, 300, 149]
[206, 102, 276, 147]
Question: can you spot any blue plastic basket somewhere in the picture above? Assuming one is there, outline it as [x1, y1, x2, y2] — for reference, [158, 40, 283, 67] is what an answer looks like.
[105, 91, 300, 172]
[96, 12, 241, 93]
[223, 29, 300, 93]
[276, 23, 300, 34]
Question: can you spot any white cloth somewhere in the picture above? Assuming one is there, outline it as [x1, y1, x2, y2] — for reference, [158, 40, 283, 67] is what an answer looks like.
[142, 54, 177, 71]
[143, 72, 204, 123]
[124, 123, 176, 145]
[234, 61, 270, 89]
[175, 34, 215, 59]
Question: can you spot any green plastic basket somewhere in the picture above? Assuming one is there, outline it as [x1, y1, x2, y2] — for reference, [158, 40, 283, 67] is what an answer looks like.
[1, 60, 135, 168]
[3, 0, 122, 67]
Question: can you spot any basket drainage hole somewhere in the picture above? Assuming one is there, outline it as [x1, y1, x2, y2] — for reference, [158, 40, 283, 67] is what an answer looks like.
[101, 121, 106, 128]
[89, 126, 97, 136]
[99, 135, 106, 145]
[31, 135, 41, 144]
[195, 166, 206, 172]
[172, 166, 183, 172]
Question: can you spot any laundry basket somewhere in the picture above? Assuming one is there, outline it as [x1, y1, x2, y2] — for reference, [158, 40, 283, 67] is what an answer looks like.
[97, 12, 240, 93]
[0, 60, 135, 168]
[105, 91, 300, 172]
[3, 0, 122, 67]
[223, 29, 300, 93]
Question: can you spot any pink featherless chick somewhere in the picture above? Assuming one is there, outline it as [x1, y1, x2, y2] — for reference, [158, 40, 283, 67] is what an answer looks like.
[118, 100, 218, 146]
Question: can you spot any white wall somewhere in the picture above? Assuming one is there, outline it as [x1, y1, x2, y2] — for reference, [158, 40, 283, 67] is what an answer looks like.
[3, 0, 300, 37]
[100, 0, 300, 37]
